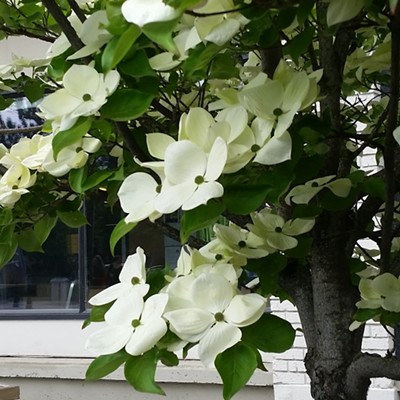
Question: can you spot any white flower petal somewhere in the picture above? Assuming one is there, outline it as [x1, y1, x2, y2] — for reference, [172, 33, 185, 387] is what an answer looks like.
[155, 182, 196, 213]
[165, 308, 215, 341]
[141, 293, 169, 321]
[105, 290, 144, 326]
[204, 137, 227, 181]
[118, 172, 159, 222]
[121, 0, 180, 27]
[63, 65, 100, 98]
[146, 133, 176, 159]
[85, 325, 132, 355]
[164, 140, 207, 184]
[182, 181, 224, 210]
[190, 273, 234, 314]
[198, 322, 241, 367]
[126, 317, 168, 355]
[224, 294, 266, 327]
[89, 282, 128, 306]
[119, 248, 147, 284]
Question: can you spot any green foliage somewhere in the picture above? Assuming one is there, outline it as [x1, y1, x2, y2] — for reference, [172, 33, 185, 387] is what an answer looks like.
[215, 342, 258, 400]
[18, 215, 58, 253]
[109, 219, 137, 256]
[86, 350, 130, 381]
[180, 200, 225, 244]
[52, 117, 93, 160]
[124, 348, 165, 395]
[242, 313, 296, 353]
[102, 25, 141, 72]
[101, 89, 155, 121]
[56, 210, 88, 228]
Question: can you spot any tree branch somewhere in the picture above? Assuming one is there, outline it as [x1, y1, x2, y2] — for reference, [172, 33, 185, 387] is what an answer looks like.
[380, 12, 400, 272]
[0, 24, 55, 42]
[66, 0, 86, 23]
[346, 353, 400, 399]
[153, 220, 206, 249]
[41, 0, 84, 52]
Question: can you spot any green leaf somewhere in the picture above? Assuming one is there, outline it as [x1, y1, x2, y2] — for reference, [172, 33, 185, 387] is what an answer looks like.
[0, 208, 13, 226]
[380, 310, 400, 326]
[353, 308, 381, 322]
[57, 210, 88, 228]
[69, 166, 87, 194]
[101, 89, 155, 121]
[241, 313, 295, 353]
[35, 215, 58, 244]
[246, 253, 287, 296]
[389, 0, 400, 14]
[119, 49, 156, 78]
[102, 25, 141, 72]
[124, 349, 165, 395]
[180, 200, 225, 244]
[18, 229, 42, 252]
[18, 216, 57, 253]
[86, 350, 130, 381]
[183, 43, 222, 79]
[0, 224, 15, 244]
[158, 348, 179, 367]
[326, 0, 364, 26]
[142, 19, 179, 53]
[110, 219, 137, 256]
[361, 177, 386, 200]
[222, 171, 280, 214]
[284, 237, 313, 258]
[0, 239, 18, 269]
[24, 79, 45, 103]
[83, 302, 114, 328]
[82, 171, 113, 191]
[52, 117, 93, 160]
[215, 342, 258, 400]
[284, 26, 315, 63]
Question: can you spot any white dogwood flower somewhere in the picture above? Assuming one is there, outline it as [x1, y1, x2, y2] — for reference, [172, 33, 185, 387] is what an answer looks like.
[39, 65, 119, 132]
[248, 209, 315, 251]
[41, 135, 101, 177]
[154, 138, 227, 213]
[285, 175, 352, 204]
[165, 273, 266, 367]
[89, 248, 150, 324]
[118, 172, 163, 223]
[86, 293, 168, 356]
[121, 0, 180, 27]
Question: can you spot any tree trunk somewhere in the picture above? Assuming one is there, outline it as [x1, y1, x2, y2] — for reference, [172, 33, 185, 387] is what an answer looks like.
[294, 213, 369, 400]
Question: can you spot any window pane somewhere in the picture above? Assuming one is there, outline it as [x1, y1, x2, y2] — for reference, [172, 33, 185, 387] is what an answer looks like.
[0, 223, 79, 310]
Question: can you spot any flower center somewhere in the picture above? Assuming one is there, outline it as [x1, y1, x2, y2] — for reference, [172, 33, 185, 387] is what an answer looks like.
[82, 93, 92, 102]
[215, 254, 223, 261]
[238, 240, 246, 248]
[131, 319, 141, 328]
[194, 175, 204, 185]
[251, 144, 260, 153]
[273, 108, 283, 116]
[275, 226, 282, 233]
[76, 147, 83, 153]
[311, 182, 319, 188]
[12, 185, 18, 190]
[214, 312, 224, 322]
[131, 276, 140, 285]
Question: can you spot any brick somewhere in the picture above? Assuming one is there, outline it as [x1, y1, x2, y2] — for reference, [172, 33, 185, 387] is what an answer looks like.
[275, 349, 305, 360]
[273, 360, 288, 371]
[274, 372, 306, 384]
[362, 338, 391, 352]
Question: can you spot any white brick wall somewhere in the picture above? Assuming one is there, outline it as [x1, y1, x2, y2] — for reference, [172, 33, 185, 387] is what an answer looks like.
[270, 298, 398, 399]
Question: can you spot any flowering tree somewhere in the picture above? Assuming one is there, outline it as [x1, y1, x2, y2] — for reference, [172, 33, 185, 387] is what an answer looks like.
[2, 0, 400, 399]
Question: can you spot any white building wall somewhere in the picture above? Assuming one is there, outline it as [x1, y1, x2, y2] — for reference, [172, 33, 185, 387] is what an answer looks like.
[271, 298, 398, 400]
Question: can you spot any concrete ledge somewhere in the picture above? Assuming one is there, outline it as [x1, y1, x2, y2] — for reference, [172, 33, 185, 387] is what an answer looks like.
[0, 357, 273, 386]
